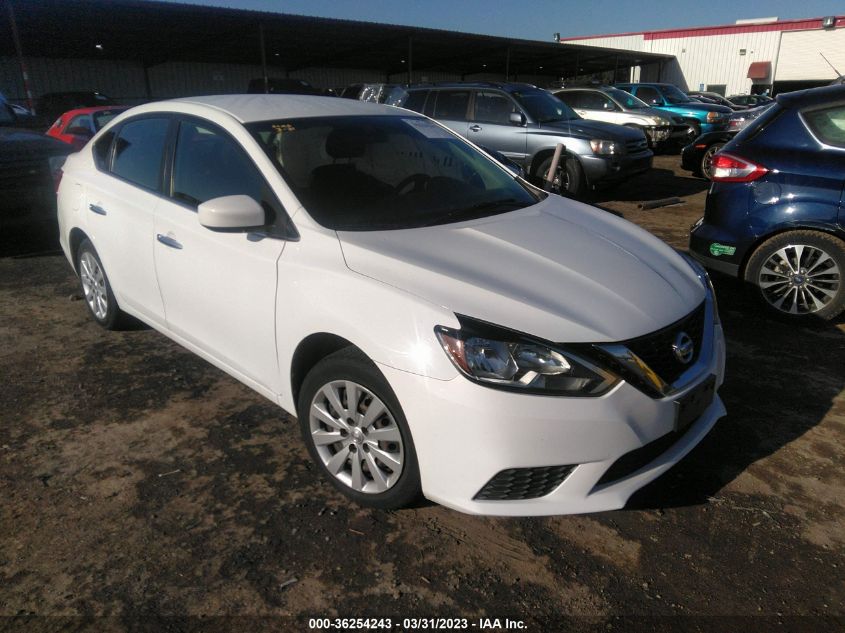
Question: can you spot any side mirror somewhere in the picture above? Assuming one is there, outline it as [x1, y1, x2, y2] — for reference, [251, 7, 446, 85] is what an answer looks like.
[509, 112, 526, 126]
[67, 126, 93, 138]
[198, 195, 265, 231]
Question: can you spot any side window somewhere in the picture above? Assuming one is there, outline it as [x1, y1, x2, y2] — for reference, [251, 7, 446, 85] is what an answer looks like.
[403, 90, 429, 113]
[111, 118, 170, 190]
[473, 91, 517, 124]
[68, 114, 94, 133]
[93, 129, 116, 170]
[636, 87, 662, 105]
[171, 119, 278, 224]
[804, 105, 845, 148]
[432, 90, 470, 121]
[554, 92, 580, 108]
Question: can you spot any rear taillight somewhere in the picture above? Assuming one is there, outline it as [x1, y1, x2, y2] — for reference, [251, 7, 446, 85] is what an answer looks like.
[710, 153, 768, 182]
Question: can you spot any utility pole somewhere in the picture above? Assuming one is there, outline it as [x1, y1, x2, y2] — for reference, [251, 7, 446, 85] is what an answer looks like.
[5, 0, 34, 111]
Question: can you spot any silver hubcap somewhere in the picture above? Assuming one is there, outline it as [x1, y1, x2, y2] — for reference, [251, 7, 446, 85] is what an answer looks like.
[309, 380, 404, 494]
[79, 251, 109, 321]
[758, 244, 841, 314]
[702, 145, 722, 179]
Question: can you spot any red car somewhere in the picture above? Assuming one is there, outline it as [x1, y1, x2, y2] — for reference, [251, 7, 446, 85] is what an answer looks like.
[46, 105, 129, 150]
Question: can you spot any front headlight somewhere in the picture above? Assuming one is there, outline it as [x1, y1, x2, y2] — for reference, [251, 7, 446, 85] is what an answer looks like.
[654, 117, 671, 126]
[434, 319, 618, 396]
[590, 139, 619, 155]
[705, 111, 724, 123]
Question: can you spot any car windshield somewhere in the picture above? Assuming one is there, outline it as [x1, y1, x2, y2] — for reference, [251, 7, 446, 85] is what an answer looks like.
[512, 89, 579, 123]
[658, 85, 692, 104]
[604, 87, 649, 109]
[247, 115, 542, 231]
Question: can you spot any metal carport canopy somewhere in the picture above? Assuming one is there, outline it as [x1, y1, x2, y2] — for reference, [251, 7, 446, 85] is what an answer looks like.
[2, 0, 671, 81]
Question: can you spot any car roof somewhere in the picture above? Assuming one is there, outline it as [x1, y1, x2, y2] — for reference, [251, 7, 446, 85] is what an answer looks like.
[161, 94, 407, 123]
[406, 82, 538, 92]
[60, 105, 130, 117]
[776, 84, 845, 109]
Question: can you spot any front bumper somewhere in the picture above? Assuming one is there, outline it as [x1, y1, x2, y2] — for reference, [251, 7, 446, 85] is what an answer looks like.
[580, 150, 653, 186]
[381, 310, 726, 516]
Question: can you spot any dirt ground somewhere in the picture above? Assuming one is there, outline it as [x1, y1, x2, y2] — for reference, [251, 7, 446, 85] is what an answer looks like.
[1, 155, 843, 633]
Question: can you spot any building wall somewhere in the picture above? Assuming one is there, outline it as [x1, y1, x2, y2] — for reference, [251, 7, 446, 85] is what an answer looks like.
[564, 19, 845, 95]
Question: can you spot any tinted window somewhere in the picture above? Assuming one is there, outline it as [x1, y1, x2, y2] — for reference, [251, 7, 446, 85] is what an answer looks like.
[93, 129, 116, 171]
[171, 120, 265, 207]
[473, 91, 517, 124]
[605, 87, 648, 109]
[511, 89, 578, 123]
[111, 118, 170, 190]
[248, 115, 540, 231]
[804, 105, 845, 148]
[580, 91, 614, 110]
[432, 90, 470, 120]
[636, 86, 662, 105]
[403, 90, 429, 113]
[554, 91, 581, 108]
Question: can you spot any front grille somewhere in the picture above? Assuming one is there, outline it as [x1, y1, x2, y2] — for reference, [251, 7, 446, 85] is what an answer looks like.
[474, 465, 574, 501]
[623, 302, 706, 385]
[625, 138, 649, 154]
[594, 426, 691, 487]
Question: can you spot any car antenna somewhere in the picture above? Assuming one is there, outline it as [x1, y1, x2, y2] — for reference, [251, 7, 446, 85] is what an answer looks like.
[819, 52, 843, 80]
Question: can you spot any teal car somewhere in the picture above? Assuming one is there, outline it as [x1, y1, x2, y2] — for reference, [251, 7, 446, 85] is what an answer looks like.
[616, 83, 732, 142]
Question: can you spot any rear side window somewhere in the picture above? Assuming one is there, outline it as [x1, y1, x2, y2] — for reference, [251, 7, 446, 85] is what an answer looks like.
[554, 92, 581, 108]
[402, 90, 428, 113]
[804, 105, 845, 148]
[111, 118, 170, 191]
[432, 90, 470, 120]
[93, 129, 116, 170]
[171, 119, 266, 207]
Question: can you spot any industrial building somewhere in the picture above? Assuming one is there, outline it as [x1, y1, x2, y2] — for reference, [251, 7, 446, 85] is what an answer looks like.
[562, 15, 845, 96]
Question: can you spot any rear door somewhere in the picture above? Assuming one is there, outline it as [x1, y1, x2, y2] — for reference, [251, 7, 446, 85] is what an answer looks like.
[82, 115, 170, 324]
[153, 116, 288, 393]
[801, 104, 845, 228]
[429, 89, 471, 137]
[466, 90, 528, 163]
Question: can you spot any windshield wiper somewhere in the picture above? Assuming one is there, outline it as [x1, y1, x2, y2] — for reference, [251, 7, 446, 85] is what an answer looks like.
[418, 198, 527, 227]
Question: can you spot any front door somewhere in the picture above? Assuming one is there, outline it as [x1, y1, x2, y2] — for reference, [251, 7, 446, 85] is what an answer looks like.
[466, 90, 528, 164]
[153, 117, 287, 393]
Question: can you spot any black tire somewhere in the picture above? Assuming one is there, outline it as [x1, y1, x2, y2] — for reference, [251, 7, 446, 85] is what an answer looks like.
[297, 347, 422, 509]
[700, 142, 724, 180]
[535, 154, 586, 198]
[744, 230, 845, 320]
[75, 238, 126, 329]
[684, 121, 702, 144]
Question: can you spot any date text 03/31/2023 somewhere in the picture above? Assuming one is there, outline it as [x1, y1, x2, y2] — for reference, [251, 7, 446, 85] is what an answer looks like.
[307, 617, 528, 630]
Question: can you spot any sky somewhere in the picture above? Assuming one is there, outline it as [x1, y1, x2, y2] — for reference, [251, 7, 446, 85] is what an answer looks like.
[158, 0, 845, 41]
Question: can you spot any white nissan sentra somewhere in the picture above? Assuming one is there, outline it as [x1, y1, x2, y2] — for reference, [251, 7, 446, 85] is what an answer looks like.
[56, 95, 726, 516]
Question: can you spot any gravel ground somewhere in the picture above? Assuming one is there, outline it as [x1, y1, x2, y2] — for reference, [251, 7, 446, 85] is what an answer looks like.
[1, 155, 843, 633]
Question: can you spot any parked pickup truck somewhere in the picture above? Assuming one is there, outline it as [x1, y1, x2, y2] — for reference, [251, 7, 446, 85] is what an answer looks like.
[616, 83, 732, 143]
[399, 82, 653, 198]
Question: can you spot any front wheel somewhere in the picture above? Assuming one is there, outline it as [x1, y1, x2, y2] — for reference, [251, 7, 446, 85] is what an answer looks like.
[297, 347, 422, 509]
[684, 121, 702, 144]
[744, 231, 845, 320]
[535, 154, 585, 198]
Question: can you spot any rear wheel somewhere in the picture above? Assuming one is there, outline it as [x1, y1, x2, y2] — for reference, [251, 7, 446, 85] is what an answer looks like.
[700, 142, 724, 180]
[744, 231, 845, 320]
[297, 347, 421, 509]
[76, 239, 126, 329]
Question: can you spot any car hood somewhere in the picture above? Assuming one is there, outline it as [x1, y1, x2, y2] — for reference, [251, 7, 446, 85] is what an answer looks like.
[0, 126, 71, 157]
[659, 102, 732, 115]
[539, 118, 646, 141]
[338, 196, 705, 343]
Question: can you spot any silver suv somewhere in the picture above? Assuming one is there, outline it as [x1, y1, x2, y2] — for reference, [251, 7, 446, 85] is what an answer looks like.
[399, 82, 653, 198]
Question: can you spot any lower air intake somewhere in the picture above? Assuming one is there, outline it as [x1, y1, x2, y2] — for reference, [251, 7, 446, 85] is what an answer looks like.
[474, 465, 575, 501]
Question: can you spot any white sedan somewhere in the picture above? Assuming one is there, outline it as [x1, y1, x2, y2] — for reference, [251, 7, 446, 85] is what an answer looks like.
[57, 95, 726, 516]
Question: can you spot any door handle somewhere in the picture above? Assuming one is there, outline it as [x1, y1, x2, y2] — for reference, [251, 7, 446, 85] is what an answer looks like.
[156, 234, 183, 250]
[89, 203, 107, 216]
[469, 124, 482, 132]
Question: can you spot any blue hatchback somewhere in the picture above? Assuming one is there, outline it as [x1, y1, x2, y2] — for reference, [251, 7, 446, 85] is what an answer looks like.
[689, 84, 845, 320]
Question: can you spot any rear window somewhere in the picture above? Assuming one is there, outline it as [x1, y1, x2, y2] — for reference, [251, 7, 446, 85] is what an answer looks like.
[803, 105, 845, 148]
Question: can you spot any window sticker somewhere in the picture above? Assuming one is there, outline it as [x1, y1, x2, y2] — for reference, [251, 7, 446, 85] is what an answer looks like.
[402, 118, 454, 139]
